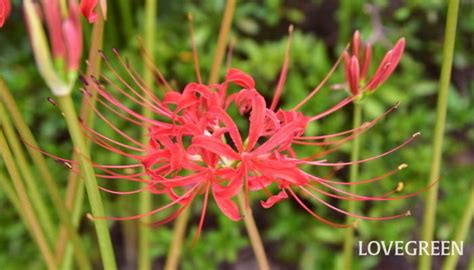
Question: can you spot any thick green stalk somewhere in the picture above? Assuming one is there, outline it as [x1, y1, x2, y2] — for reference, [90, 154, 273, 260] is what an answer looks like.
[343, 102, 362, 270]
[56, 13, 105, 267]
[118, 0, 134, 38]
[139, 1, 157, 269]
[208, 0, 236, 84]
[237, 192, 270, 270]
[58, 95, 117, 270]
[0, 79, 92, 268]
[0, 78, 57, 222]
[442, 186, 473, 270]
[164, 207, 191, 270]
[60, 179, 86, 270]
[0, 131, 57, 269]
[0, 102, 56, 246]
[419, 0, 460, 269]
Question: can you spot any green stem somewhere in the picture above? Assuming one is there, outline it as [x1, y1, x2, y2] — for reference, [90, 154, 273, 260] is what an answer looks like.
[164, 207, 191, 270]
[0, 78, 57, 226]
[343, 102, 362, 270]
[0, 172, 23, 220]
[442, 186, 473, 270]
[0, 102, 57, 246]
[237, 192, 270, 270]
[56, 12, 105, 267]
[208, 0, 236, 84]
[0, 79, 91, 269]
[419, 1, 459, 269]
[58, 95, 117, 270]
[60, 180, 86, 270]
[118, 0, 134, 39]
[139, 1, 157, 270]
[0, 131, 57, 269]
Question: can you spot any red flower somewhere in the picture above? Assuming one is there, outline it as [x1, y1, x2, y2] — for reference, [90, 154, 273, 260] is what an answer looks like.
[0, 0, 11, 28]
[27, 0, 83, 71]
[343, 30, 405, 95]
[80, 0, 106, 23]
[47, 28, 423, 237]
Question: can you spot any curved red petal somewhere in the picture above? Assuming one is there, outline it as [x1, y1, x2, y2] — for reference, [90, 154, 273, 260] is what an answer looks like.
[225, 68, 255, 89]
[213, 190, 241, 221]
[261, 190, 288, 208]
[191, 135, 240, 160]
[79, 0, 98, 23]
[246, 94, 266, 150]
[349, 56, 360, 95]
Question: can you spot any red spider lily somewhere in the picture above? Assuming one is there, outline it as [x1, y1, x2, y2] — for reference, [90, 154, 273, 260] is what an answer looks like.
[23, 0, 82, 95]
[45, 29, 423, 238]
[0, 0, 11, 28]
[343, 30, 405, 96]
[80, 0, 106, 23]
[24, 0, 82, 71]
[42, 0, 83, 71]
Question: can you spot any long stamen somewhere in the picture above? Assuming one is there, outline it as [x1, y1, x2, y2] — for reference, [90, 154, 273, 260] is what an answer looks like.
[300, 186, 411, 220]
[287, 187, 356, 228]
[138, 41, 176, 92]
[111, 48, 173, 115]
[299, 101, 399, 140]
[270, 25, 293, 111]
[149, 199, 194, 227]
[305, 164, 406, 186]
[307, 178, 406, 201]
[290, 44, 349, 111]
[98, 51, 171, 117]
[89, 78, 172, 128]
[99, 185, 150, 195]
[309, 96, 357, 122]
[298, 122, 371, 141]
[94, 163, 142, 169]
[301, 132, 420, 166]
[192, 181, 211, 243]
[80, 122, 146, 152]
[307, 179, 397, 201]
[81, 129, 141, 159]
[100, 72, 168, 117]
[94, 172, 147, 182]
[86, 91, 147, 127]
[306, 174, 436, 202]
[293, 127, 368, 146]
[89, 184, 199, 221]
[84, 98, 146, 147]
[187, 13, 202, 84]
[302, 126, 372, 159]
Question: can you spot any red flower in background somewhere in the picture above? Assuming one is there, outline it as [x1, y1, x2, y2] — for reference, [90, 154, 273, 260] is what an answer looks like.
[80, 0, 106, 23]
[343, 31, 405, 96]
[25, 0, 82, 72]
[45, 29, 425, 237]
[43, 0, 83, 70]
[0, 0, 11, 28]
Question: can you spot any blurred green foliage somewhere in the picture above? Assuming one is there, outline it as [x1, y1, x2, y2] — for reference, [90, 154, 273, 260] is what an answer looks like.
[0, 0, 472, 269]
